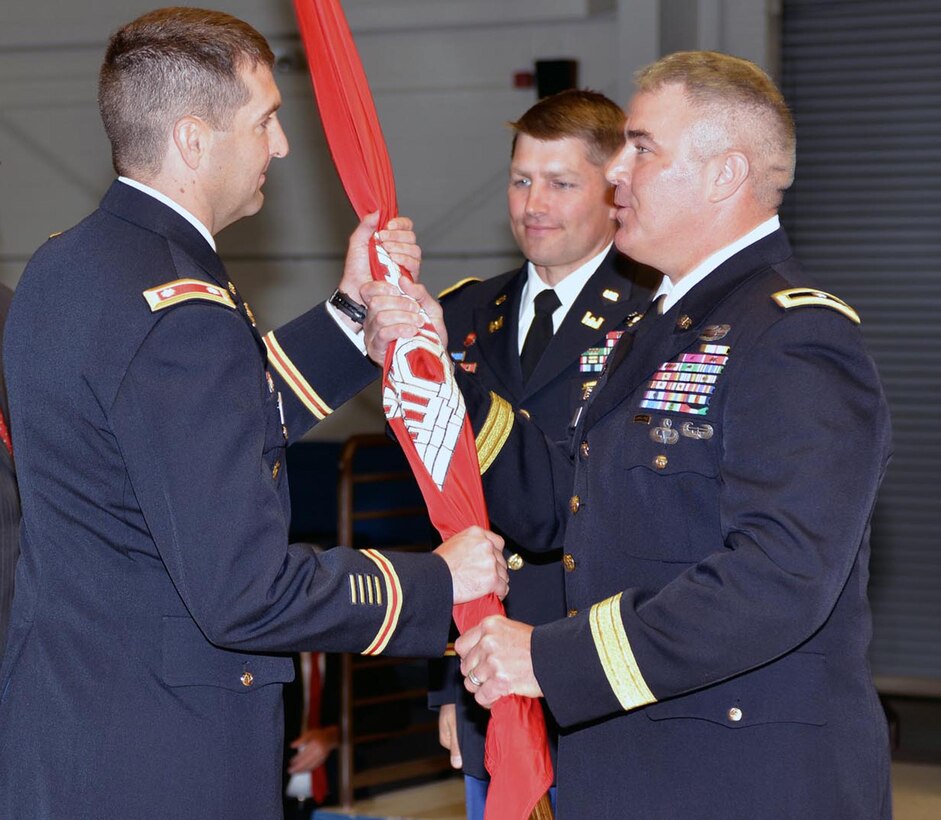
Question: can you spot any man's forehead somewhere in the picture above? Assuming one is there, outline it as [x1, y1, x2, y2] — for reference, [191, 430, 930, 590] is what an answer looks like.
[240, 62, 281, 108]
[512, 134, 593, 166]
[626, 86, 692, 134]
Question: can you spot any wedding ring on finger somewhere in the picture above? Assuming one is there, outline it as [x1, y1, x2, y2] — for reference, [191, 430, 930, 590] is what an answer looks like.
[468, 670, 483, 687]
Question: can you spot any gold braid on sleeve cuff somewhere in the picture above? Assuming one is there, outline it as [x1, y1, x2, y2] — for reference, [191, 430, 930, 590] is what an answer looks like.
[475, 392, 514, 475]
[360, 549, 403, 655]
[589, 592, 657, 711]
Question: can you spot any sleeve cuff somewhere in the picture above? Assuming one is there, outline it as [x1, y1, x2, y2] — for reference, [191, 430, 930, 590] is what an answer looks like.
[326, 300, 368, 355]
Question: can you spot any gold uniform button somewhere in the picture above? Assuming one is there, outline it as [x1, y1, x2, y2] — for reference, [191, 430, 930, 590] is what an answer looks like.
[569, 495, 581, 514]
[507, 553, 524, 571]
[653, 455, 668, 470]
[677, 314, 693, 331]
[567, 608, 578, 618]
[241, 671, 254, 687]
[563, 553, 576, 571]
[519, 408, 531, 420]
[728, 707, 743, 722]
[272, 459, 282, 480]
[579, 441, 590, 459]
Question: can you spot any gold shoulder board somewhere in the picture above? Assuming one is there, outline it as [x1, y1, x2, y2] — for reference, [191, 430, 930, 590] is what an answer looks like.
[437, 277, 482, 300]
[771, 288, 860, 325]
[142, 278, 237, 312]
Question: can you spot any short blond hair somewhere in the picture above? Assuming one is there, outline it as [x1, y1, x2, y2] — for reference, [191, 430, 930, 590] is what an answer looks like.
[636, 51, 795, 209]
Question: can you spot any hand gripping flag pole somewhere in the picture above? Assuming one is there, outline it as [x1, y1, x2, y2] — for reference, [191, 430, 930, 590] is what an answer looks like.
[292, 2, 553, 818]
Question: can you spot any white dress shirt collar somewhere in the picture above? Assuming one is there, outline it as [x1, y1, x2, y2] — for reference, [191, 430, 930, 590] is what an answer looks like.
[654, 215, 780, 312]
[517, 242, 613, 352]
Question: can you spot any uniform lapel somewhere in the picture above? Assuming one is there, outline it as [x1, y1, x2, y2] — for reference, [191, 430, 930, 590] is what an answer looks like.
[523, 250, 649, 397]
[470, 267, 526, 398]
[582, 230, 793, 429]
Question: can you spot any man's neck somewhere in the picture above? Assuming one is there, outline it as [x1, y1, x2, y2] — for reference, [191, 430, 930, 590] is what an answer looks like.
[118, 176, 216, 250]
[668, 210, 777, 284]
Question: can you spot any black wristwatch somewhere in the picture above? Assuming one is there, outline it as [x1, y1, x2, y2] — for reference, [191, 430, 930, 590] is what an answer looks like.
[329, 288, 367, 325]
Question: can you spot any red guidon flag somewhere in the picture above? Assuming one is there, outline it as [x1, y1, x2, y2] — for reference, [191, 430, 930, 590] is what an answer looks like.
[292, 2, 553, 818]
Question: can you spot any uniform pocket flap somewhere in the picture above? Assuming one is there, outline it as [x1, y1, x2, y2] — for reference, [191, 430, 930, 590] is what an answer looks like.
[645, 651, 826, 728]
[161, 616, 295, 691]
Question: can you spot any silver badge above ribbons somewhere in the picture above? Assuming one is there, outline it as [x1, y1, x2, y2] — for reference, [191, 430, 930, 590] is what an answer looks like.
[699, 324, 731, 342]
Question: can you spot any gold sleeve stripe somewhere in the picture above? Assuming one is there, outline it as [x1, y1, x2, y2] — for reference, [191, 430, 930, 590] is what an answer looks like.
[476, 392, 514, 475]
[443, 642, 457, 657]
[142, 278, 236, 312]
[589, 592, 656, 711]
[349, 575, 357, 604]
[263, 331, 333, 420]
[374, 576, 383, 607]
[771, 288, 860, 325]
[360, 549, 403, 655]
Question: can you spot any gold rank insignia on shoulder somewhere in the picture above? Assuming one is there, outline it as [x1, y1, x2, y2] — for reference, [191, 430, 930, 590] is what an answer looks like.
[142, 279, 237, 312]
[48, 231, 63, 239]
[495, 293, 507, 306]
[488, 316, 504, 333]
[772, 288, 860, 325]
[602, 289, 620, 302]
[581, 311, 605, 330]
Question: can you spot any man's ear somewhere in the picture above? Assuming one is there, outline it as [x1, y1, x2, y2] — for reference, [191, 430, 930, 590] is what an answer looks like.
[172, 116, 209, 171]
[708, 151, 749, 203]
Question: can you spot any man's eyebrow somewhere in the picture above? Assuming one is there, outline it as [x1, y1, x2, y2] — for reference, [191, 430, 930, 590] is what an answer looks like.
[627, 129, 653, 141]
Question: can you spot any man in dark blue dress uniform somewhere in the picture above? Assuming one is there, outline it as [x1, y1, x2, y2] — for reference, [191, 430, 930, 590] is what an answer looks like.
[429, 89, 657, 818]
[0, 9, 506, 819]
[367, 51, 892, 819]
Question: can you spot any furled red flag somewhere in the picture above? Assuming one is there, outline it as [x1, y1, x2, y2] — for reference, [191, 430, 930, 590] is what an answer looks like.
[292, 2, 553, 818]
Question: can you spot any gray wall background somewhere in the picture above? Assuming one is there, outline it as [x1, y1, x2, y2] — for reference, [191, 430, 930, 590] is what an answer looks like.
[0, 0, 773, 439]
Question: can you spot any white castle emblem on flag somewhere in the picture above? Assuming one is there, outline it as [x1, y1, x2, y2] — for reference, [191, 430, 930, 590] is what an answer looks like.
[376, 239, 464, 490]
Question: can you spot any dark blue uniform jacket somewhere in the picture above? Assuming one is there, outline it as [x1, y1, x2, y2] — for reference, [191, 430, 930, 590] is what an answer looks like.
[458, 229, 892, 819]
[0, 182, 453, 819]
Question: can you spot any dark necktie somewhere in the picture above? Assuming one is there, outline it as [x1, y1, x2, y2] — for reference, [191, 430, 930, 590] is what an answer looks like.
[520, 288, 561, 381]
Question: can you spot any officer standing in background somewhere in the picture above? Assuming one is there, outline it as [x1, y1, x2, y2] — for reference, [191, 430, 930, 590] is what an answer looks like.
[0, 9, 506, 819]
[429, 89, 657, 818]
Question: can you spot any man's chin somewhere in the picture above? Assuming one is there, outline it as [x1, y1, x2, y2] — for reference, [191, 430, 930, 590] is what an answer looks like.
[242, 193, 265, 219]
[613, 226, 636, 256]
